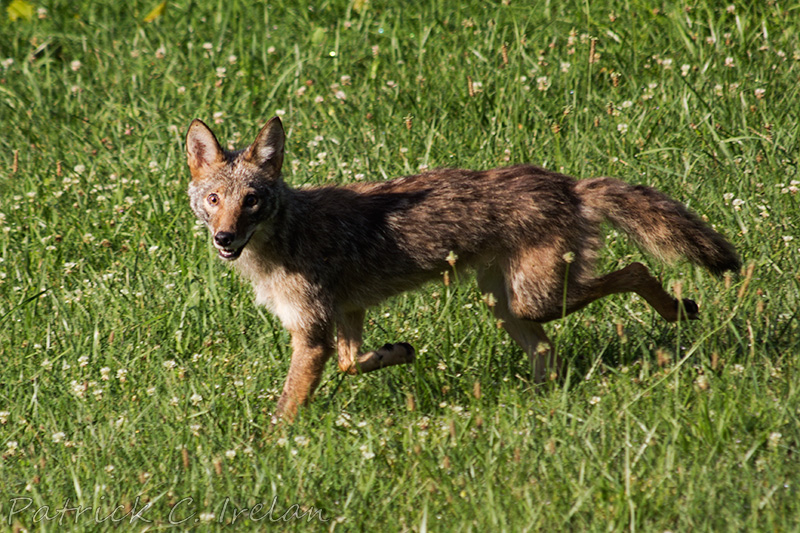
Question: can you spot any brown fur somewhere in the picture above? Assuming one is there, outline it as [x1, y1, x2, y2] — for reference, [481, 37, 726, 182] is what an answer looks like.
[186, 117, 741, 421]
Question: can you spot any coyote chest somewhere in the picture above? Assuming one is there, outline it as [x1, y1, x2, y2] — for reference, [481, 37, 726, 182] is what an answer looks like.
[235, 249, 310, 331]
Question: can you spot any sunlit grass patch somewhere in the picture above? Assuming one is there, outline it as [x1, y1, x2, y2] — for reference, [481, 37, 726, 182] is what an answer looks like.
[1, 0, 799, 530]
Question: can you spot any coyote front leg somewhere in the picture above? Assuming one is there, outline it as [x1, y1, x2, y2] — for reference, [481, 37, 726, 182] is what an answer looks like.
[337, 310, 416, 375]
[274, 329, 334, 421]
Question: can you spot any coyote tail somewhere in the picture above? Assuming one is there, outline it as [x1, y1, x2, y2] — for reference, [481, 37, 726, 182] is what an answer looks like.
[576, 177, 741, 276]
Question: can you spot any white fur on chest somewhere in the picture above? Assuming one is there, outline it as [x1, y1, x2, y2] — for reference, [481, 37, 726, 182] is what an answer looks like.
[253, 274, 307, 331]
[234, 250, 310, 332]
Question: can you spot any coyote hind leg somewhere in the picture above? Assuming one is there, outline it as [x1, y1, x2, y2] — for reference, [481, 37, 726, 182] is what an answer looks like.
[565, 262, 699, 322]
[477, 266, 563, 383]
[336, 309, 416, 375]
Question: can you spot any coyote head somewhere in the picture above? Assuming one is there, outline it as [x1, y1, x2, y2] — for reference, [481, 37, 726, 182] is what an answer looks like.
[185, 117, 285, 260]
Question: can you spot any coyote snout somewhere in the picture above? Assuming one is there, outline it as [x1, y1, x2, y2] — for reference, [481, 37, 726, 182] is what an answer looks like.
[214, 233, 245, 259]
[204, 200, 255, 260]
[186, 116, 741, 422]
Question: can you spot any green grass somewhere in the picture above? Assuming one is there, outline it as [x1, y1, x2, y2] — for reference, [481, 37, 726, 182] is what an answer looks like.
[1, 0, 799, 530]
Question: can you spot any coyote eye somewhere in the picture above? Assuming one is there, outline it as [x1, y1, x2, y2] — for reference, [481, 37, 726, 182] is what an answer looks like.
[207, 193, 219, 206]
[243, 194, 258, 208]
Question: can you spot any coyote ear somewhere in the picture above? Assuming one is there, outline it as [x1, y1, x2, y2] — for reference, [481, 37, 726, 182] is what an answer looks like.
[245, 117, 284, 175]
[186, 119, 225, 179]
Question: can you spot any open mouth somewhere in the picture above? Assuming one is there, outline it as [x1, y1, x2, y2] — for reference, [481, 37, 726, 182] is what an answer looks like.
[217, 245, 245, 260]
[213, 230, 255, 261]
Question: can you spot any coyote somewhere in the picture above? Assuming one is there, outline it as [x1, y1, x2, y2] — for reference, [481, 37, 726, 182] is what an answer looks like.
[186, 117, 740, 421]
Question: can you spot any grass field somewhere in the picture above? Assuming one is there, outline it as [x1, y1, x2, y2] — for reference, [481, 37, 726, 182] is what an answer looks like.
[1, 0, 799, 530]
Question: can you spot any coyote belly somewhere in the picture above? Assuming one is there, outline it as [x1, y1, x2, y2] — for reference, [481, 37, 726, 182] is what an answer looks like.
[186, 116, 741, 421]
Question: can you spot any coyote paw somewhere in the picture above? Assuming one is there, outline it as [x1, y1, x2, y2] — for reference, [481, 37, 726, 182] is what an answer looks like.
[396, 342, 416, 363]
[380, 342, 416, 364]
[678, 298, 699, 320]
[354, 343, 416, 373]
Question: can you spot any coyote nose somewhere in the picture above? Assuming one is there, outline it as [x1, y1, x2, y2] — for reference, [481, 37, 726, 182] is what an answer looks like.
[214, 232, 235, 247]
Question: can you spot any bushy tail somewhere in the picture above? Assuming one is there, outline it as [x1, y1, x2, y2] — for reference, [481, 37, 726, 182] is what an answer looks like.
[576, 177, 741, 276]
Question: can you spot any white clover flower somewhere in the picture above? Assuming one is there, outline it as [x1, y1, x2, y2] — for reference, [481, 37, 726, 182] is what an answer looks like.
[360, 445, 375, 460]
[52, 432, 66, 443]
[536, 76, 550, 91]
[70, 380, 86, 398]
[70, 60, 82, 71]
[190, 393, 203, 406]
